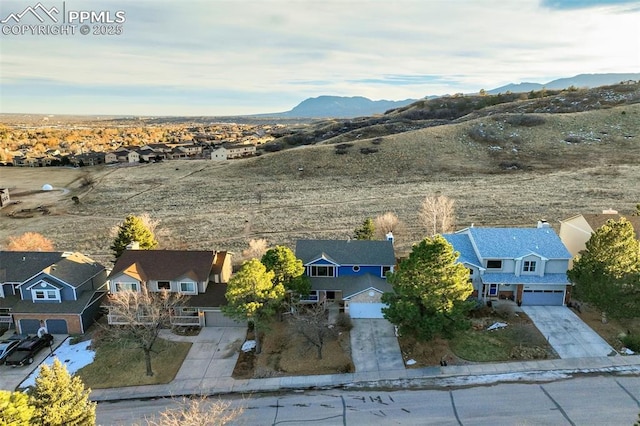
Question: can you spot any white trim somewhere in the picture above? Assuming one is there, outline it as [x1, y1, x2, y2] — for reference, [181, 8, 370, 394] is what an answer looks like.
[33, 288, 61, 302]
[179, 281, 197, 295]
[343, 286, 384, 300]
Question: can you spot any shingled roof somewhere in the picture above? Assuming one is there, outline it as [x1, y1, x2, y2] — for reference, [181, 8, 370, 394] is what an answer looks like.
[0, 251, 104, 287]
[109, 250, 216, 282]
[465, 227, 571, 260]
[581, 213, 640, 239]
[295, 240, 395, 266]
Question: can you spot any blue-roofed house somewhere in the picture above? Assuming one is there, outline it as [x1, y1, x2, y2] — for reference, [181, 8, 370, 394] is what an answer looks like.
[0, 251, 108, 335]
[295, 239, 396, 318]
[442, 222, 572, 306]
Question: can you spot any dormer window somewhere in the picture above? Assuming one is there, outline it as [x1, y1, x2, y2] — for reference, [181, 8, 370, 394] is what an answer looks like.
[523, 261, 537, 272]
[310, 265, 335, 277]
[34, 289, 60, 302]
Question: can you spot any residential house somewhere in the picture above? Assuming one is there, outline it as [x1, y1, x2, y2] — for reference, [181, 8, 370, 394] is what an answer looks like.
[104, 152, 118, 164]
[112, 148, 140, 163]
[559, 209, 640, 267]
[295, 239, 396, 318]
[0, 251, 108, 334]
[211, 143, 256, 161]
[70, 152, 106, 167]
[443, 223, 572, 306]
[106, 250, 236, 327]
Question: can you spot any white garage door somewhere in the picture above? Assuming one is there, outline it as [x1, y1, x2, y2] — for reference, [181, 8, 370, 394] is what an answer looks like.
[204, 310, 244, 327]
[349, 303, 386, 318]
[522, 289, 565, 306]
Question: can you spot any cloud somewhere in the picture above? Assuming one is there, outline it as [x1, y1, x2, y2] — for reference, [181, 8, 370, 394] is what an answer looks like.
[540, 0, 640, 9]
[0, 0, 638, 115]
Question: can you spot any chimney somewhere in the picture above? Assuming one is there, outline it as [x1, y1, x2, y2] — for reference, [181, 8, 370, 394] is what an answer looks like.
[126, 241, 140, 250]
[602, 208, 618, 214]
[537, 220, 550, 228]
[386, 231, 394, 243]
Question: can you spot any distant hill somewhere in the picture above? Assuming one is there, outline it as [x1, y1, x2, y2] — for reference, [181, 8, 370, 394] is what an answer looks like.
[266, 95, 417, 118]
[488, 73, 640, 94]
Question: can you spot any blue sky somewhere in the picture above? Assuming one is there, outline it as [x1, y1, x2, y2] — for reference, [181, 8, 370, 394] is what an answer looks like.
[0, 0, 638, 116]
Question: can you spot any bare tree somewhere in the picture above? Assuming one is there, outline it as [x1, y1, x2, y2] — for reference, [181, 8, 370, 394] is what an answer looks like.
[6, 232, 55, 251]
[109, 212, 161, 239]
[288, 302, 336, 360]
[142, 396, 243, 426]
[374, 212, 404, 241]
[106, 286, 187, 376]
[418, 192, 455, 236]
[242, 238, 269, 260]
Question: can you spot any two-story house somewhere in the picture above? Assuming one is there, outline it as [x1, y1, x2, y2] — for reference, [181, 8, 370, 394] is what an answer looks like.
[559, 209, 640, 267]
[106, 249, 237, 327]
[295, 239, 396, 318]
[0, 251, 108, 334]
[443, 223, 572, 306]
[211, 143, 256, 161]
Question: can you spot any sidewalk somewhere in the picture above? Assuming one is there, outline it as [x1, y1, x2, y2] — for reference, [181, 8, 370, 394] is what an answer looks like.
[89, 347, 640, 402]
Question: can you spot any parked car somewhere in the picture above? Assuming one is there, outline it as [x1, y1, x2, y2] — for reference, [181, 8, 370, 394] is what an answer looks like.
[0, 339, 22, 365]
[4, 334, 53, 366]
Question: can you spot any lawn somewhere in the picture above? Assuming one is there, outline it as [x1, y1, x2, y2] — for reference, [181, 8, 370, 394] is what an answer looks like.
[77, 337, 191, 389]
[398, 305, 555, 367]
[233, 317, 353, 379]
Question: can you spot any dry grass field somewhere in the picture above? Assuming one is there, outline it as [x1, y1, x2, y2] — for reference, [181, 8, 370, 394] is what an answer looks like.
[1, 104, 639, 266]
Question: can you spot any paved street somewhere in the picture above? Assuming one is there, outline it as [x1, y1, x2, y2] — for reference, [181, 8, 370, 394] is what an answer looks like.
[522, 306, 615, 358]
[96, 375, 640, 425]
[350, 318, 405, 372]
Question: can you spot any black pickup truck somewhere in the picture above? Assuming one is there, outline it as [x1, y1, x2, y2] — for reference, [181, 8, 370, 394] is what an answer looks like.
[4, 334, 53, 366]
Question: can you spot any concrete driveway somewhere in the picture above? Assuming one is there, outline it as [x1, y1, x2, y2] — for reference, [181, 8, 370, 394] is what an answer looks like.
[350, 319, 405, 372]
[159, 326, 246, 387]
[0, 334, 67, 391]
[522, 306, 616, 359]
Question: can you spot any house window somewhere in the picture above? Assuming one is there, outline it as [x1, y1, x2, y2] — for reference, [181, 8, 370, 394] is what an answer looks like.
[352, 265, 360, 272]
[158, 281, 171, 290]
[180, 282, 196, 294]
[486, 260, 502, 269]
[115, 282, 138, 292]
[523, 261, 537, 272]
[381, 266, 392, 277]
[33, 289, 59, 301]
[300, 291, 318, 302]
[310, 266, 335, 277]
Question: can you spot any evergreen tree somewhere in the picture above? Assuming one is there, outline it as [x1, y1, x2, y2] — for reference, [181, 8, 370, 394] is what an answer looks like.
[0, 390, 35, 426]
[27, 359, 96, 426]
[568, 218, 640, 319]
[382, 235, 474, 340]
[353, 218, 375, 240]
[110, 214, 158, 258]
[261, 246, 310, 296]
[223, 259, 284, 353]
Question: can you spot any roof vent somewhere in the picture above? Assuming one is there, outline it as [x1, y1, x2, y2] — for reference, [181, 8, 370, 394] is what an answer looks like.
[537, 220, 550, 228]
[386, 232, 394, 243]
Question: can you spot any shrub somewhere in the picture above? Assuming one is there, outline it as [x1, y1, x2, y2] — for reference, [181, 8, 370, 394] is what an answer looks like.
[335, 312, 353, 331]
[622, 334, 640, 352]
[263, 143, 283, 152]
[506, 115, 546, 127]
[371, 138, 383, 145]
[360, 147, 379, 154]
[335, 148, 349, 155]
[335, 143, 353, 149]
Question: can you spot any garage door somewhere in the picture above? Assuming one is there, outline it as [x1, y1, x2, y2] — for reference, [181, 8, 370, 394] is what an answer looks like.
[522, 289, 565, 306]
[348, 303, 386, 318]
[19, 319, 41, 334]
[46, 319, 68, 334]
[204, 311, 244, 327]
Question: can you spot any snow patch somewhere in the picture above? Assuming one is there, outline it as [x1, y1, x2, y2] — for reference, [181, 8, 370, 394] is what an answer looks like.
[20, 338, 95, 389]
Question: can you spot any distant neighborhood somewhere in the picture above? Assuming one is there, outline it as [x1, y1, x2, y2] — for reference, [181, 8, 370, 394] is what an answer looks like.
[0, 122, 285, 167]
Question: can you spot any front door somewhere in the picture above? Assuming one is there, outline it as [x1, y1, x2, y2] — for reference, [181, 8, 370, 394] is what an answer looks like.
[488, 284, 498, 297]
